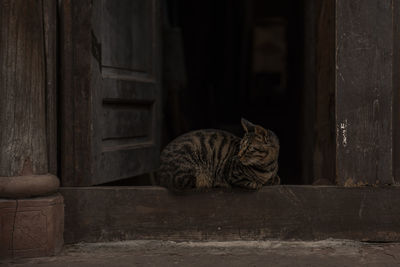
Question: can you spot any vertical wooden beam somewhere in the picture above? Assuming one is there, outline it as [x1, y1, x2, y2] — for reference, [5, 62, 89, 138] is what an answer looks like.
[302, 0, 316, 184]
[43, 0, 58, 176]
[393, 0, 400, 184]
[59, 0, 93, 186]
[335, 0, 394, 185]
[314, 0, 396, 185]
[314, 0, 336, 183]
[0, 0, 63, 259]
[0, 0, 48, 176]
[0, 0, 59, 197]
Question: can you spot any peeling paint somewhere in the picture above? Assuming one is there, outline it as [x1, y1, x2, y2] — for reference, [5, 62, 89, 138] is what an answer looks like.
[344, 178, 369, 187]
[340, 120, 348, 147]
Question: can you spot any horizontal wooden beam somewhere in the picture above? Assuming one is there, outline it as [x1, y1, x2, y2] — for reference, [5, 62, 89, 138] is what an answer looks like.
[60, 186, 400, 243]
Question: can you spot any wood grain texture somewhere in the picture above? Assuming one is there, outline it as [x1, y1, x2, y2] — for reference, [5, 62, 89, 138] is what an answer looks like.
[43, 0, 58, 175]
[60, 186, 400, 243]
[60, 0, 93, 186]
[60, 0, 162, 186]
[101, 0, 153, 74]
[0, 194, 64, 259]
[393, 0, 400, 184]
[314, 0, 336, 184]
[335, 0, 394, 185]
[0, 0, 48, 176]
[314, 0, 396, 185]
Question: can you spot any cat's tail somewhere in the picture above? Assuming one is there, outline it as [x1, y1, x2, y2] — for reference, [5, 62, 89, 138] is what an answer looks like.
[266, 174, 280, 185]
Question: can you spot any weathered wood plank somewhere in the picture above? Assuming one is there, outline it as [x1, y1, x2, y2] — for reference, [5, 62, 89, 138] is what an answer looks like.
[60, 186, 400, 243]
[0, 0, 48, 176]
[60, 0, 162, 186]
[314, 0, 336, 184]
[43, 0, 58, 175]
[60, 0, 93, 186]
[393, 0, 400, 184]
[335, 0, 394, 185]
[315, 0, 397, 185]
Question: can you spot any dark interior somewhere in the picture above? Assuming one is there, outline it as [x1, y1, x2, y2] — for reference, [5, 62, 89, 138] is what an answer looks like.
[104, 0, 308, 186]
[163, 0, 305, 184]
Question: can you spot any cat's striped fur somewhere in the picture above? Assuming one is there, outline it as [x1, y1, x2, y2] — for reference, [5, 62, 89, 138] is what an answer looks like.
[156, 119, 280, 191]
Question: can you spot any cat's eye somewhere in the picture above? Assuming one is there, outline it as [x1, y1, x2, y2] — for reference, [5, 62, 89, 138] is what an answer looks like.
[240, 139, 247, 147]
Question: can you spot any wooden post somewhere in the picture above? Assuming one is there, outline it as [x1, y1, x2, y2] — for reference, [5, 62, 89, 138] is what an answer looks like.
[335, 0, 394, 186]
[313, 0, 336, 184]
[0, 0, 63, 259]
[314, 0, 396, 185]
[301, 0, 316, 185]
[393, 0, 400, 185]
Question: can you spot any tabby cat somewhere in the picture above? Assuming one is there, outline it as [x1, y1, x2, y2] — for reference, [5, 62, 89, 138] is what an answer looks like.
[156, 119, 280, 191]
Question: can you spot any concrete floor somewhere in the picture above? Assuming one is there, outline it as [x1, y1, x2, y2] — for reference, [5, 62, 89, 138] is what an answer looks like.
[3, 240, 400, 267]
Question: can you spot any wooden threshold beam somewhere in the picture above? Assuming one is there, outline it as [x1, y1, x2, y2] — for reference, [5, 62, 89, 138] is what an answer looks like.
[60, 186, 400, 243]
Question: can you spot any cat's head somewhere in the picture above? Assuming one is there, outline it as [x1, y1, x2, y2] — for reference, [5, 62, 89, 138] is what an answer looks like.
[237, 118, 279, 166]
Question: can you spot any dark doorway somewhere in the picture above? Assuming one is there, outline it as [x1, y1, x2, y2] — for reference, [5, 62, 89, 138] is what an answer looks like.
[163, 0, 305, 184]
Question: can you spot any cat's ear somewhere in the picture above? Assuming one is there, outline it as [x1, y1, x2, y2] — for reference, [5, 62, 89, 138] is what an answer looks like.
[241, 118, 256, 133]
[255, 125, 267, 136]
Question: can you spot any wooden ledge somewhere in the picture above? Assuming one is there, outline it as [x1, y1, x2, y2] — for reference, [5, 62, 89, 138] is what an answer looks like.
[0, 174, 60, 198]
[60, 185, 400, 243]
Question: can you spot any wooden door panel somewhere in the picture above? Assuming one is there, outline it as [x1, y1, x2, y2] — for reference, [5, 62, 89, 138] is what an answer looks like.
[101, 101, 153, 143]
[102, 0, 153, 73]
[95, 146, 159, 185]
[61, 0, 161, 186]
[101, 0, 157, 86]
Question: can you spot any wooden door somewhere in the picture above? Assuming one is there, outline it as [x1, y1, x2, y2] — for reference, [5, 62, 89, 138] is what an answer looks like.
[60, 0, 162, 186]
